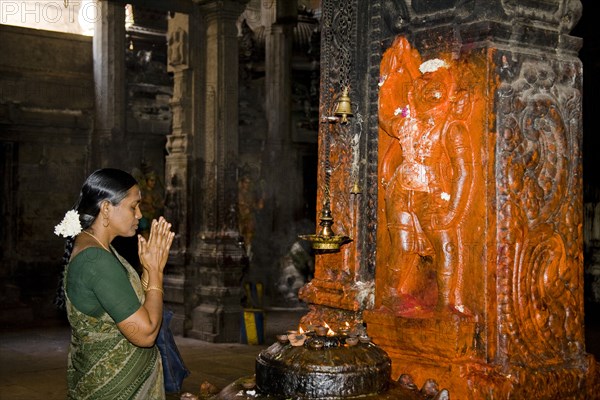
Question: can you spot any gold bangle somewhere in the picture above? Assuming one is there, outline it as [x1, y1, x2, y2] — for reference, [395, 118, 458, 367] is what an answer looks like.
[141, 278, 148, 290]
[145, 286, 164, 295]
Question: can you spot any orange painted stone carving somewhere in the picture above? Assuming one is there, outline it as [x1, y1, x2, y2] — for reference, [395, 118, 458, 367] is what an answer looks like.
[375, 36, 485, 319]
[361, 36, 600, 398]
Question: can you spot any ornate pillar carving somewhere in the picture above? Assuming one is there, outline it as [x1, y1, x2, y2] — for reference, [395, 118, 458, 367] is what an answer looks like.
[185, 0, 249, 343]
[166, 12, 192, 264]
[302, 0, 600, 397]
[298, 0, 370, 330]
[92, 0, 126, 168]
[164, 11, 195, 336]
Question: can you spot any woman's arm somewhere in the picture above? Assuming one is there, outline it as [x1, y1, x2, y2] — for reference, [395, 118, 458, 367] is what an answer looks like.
[117, 217, 174, 347]
[117, 290, 164, 347]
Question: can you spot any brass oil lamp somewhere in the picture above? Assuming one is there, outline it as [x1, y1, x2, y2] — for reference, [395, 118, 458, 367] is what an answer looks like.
[300, 87, 353, 252]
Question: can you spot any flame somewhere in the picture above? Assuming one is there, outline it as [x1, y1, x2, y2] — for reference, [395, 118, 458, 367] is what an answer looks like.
[299, 326, 305, 334]
[323, 322, 336, 336]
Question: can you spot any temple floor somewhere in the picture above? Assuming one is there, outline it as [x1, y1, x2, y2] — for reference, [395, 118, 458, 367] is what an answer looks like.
[0, 307, 306, 400]
[0, 306, 599, 400]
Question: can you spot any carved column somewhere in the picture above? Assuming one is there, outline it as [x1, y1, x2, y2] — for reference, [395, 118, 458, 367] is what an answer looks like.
[92, 0, 126, 168]
[302, 0, 600, 398]
[362, 0, 599, 398]
[186, 0, 248, 342]
[259, 0, 298, 267]
[298, 0, 370, 333]
[163, 11, 196, 336]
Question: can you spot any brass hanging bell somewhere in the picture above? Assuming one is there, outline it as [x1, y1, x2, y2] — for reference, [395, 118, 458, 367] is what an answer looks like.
[333, 87, 353, 124]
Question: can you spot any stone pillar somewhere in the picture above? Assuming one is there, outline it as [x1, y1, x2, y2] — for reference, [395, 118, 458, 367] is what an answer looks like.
[261, 0, 297, 238]
[92, 0, 126, 168]
[186, 0, 249, 343]
[298, 0, 369, 333]
[301, 0, 600, 398]
[243, 0, 299, 290]
[164, 11, 196, 336]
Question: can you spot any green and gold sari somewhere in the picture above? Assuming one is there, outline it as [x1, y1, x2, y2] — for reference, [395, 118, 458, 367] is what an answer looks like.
[65, 248, 164, 400]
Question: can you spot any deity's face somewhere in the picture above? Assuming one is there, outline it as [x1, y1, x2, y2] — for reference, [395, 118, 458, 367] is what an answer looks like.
[412, 68, 452, 116]
[240, 177, 251, 189]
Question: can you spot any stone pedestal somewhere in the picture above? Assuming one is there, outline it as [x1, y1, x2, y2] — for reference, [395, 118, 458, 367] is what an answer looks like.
[187, 237, 245, 342]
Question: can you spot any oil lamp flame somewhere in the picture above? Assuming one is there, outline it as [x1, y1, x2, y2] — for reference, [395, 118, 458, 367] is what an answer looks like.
[323, 322, 336, 337]
[339, 321, 351, 336]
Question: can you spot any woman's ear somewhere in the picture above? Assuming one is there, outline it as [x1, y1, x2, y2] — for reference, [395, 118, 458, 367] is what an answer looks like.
[101, 200, 111, 216]
[100, 200, 112, 228]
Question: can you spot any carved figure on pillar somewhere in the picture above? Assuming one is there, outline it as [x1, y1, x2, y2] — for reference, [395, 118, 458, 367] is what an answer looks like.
[238, 172, 264, 260]
[378, 37, 476, 317]
[137, 168, 165, 240]
[168, 27, 187, 68]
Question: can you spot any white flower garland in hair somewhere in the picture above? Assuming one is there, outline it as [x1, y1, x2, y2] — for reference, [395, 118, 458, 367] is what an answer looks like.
[54, 210, 82, 238]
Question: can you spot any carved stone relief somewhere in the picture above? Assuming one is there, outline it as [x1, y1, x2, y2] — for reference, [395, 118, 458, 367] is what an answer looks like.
[168, 27, 188, 68]
[496, 58, 584, 366]
[376, 37, 486, 319]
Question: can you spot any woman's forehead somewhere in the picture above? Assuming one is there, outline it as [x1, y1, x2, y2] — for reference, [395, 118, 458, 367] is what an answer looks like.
[127, 185, 142, 200]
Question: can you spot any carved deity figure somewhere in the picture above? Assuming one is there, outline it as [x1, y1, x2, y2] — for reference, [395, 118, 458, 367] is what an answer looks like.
[378, 37, 475, 316]
[139, 170, 165, 239]
[168, 27, 187, 68]
[238, 174, 264, 259]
